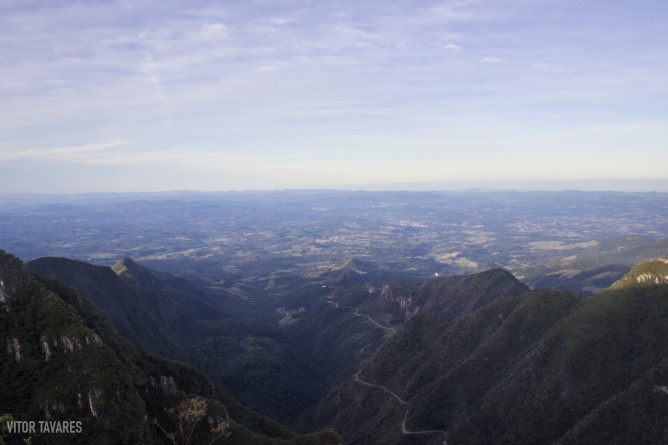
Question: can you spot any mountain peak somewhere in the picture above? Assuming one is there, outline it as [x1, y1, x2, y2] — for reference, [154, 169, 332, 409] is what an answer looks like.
[339, 258, 367, 271]
[321, 258, 375, 285]
[111, 257, 157, 287]
[111, 257, 141, 275]
[417, 268, 529, 321]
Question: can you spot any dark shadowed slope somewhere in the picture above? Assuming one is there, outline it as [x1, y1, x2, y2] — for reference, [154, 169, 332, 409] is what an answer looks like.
[304, 268, 531, 439]
[27, 256, 186, 360]
[312, 264, 668, 444]
[25, 256, 327, 428]
[1, 249, 342, 444]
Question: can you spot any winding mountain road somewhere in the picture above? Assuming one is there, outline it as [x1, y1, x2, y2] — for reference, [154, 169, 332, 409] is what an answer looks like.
[351, 309, 397, 334]
[354, 374, 448, 445]
[354, 373, 407, 404]
[327, 297, 447, 444]
[325, 299, 396, 334]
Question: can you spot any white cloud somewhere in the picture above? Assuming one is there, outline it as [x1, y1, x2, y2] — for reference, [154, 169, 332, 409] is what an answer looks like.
[186, 23, 229, 42]
[480, 57, 502, 63]
[429, 1, 485, 22]
[442, 43, 462, 51]
[0, 141, 131, 162]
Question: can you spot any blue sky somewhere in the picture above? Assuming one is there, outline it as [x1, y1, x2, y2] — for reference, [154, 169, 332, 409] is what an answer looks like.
[1, 0, 667, 193]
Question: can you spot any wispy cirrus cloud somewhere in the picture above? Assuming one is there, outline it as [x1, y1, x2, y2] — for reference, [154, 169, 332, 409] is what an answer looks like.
[0, 141, 131, 162]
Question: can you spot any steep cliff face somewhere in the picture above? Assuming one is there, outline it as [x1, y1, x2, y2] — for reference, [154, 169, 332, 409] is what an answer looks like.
[380, 282, 421, 321]
[1, 251, 151, 442]
[611, 256, 668, 289]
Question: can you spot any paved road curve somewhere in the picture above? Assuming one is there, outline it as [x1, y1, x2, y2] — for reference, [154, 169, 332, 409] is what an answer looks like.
[328, 298, 447, 444]
[354, 373, 448, 445]
[325, 298, 397, 334]
[354, 373, 408, 404]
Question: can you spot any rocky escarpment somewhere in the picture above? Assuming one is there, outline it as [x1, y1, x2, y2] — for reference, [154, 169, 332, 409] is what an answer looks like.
[611, 256, 668, 289]
[380, 282, 422, 321]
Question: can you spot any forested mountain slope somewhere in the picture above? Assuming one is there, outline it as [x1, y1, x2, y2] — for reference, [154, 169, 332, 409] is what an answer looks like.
[25, 256, 325, 427]
[1, 250, 340, 444]
[312, 263, 668, 444]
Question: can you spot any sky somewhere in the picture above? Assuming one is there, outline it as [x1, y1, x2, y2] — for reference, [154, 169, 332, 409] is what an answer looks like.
[1, 0, 667, 193]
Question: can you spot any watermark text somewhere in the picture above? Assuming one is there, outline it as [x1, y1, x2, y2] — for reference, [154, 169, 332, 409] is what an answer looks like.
[6, 420, 82, 434]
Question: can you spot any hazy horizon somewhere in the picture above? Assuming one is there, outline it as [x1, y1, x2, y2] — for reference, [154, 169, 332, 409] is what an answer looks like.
[2, 178, 668, 201]
[2, 1, 667, 193]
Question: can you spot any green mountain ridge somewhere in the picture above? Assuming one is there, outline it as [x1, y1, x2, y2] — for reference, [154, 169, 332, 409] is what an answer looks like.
[302, 268, 530, 435]
[312, 267, 668, 444]
[27, 256, 187, 360]
[610, 256, 668, 289]
[1, 249, 341, 444]
[25, 256, 327, 428]
[318, 268, 528, 328]
[414, 268, 530, 321]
